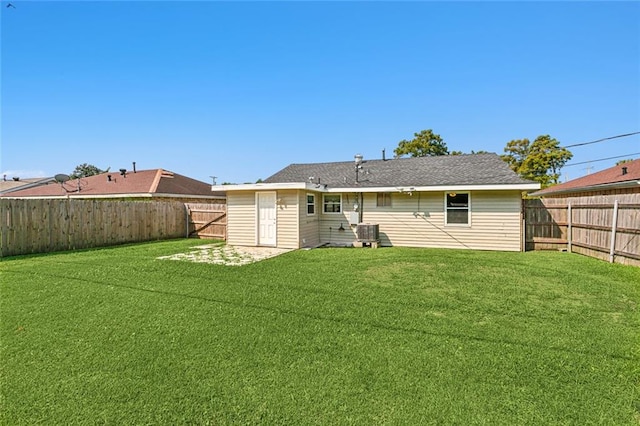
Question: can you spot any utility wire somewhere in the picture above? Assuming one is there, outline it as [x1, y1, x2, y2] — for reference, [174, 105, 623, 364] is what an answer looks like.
[564, 152, 640, 167]
[562, 131, 640, 148]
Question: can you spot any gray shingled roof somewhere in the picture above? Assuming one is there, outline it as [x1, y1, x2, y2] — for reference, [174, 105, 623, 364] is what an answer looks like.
[264, 153, 534, 188]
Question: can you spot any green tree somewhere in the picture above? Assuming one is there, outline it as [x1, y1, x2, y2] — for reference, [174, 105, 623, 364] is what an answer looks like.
[501, 139, 531, 173]
[451, 150, 491, 155]
[501, 135, 572, 187]
[70, 163, 105, 179]
[394, 129, 449, 158]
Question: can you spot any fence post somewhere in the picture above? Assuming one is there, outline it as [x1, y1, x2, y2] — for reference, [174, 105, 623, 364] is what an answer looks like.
[185, 205, 190, 238]
[609, 200, 619, 263]
[567, 202, 572, 253]
[521, 198, 525, 252]
[0, 200, 7, 257]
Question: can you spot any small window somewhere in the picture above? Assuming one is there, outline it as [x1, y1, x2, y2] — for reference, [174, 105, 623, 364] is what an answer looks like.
[376, 193, 392, 207]
[323, 194, 342, 213]
[306, 194, 315, 215]
[446, 193, 469, 225]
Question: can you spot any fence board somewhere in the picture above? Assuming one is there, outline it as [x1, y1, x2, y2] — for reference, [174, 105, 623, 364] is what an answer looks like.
[185, 203, 227, 240]
[525, 194, 640, 266]
[0, 199, 191, 257]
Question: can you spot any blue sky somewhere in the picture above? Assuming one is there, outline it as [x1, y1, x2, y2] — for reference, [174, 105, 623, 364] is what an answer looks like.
[1, 1, 639, 184]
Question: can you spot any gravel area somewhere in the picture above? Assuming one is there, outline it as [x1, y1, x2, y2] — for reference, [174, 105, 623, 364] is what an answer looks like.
[157, 244, 293, 266]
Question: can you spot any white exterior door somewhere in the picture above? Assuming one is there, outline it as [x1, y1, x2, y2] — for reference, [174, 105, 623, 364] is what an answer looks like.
[257, 192, 277, 246]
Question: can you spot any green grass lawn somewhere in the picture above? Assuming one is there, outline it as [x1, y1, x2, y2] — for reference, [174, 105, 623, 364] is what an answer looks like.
[2, 239, 639, 425]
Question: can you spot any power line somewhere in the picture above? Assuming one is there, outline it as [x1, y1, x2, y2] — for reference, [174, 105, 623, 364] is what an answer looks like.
[562, 131, 640, 148]
[564, 152, 640, 167]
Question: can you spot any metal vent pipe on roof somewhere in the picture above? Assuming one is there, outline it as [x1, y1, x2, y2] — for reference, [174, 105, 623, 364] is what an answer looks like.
[133, 161, 136, 173]
[622, 166, 628, 175]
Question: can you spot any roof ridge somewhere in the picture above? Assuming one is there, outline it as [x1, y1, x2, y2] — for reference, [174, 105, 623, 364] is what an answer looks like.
[149, 169, 163, 193]
[287, 153, 497, 167]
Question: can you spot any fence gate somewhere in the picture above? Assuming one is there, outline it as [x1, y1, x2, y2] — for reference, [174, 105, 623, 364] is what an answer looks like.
[185, 203, 226, 240]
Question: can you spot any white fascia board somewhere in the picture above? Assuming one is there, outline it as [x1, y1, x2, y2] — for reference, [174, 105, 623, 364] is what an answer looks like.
[212, 182, 311, 192]
[325, 183, 541, 193]
[212, 182, 540, 193]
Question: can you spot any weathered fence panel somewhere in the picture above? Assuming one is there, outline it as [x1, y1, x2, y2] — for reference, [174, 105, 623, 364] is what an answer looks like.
[185, 203, 227, 240]
[525, 194, 640, 266]
[524, 199, 567, 250]
[0, 199, 189, 257]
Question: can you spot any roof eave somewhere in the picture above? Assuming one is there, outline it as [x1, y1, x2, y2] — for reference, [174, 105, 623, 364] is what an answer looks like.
[326, 183, 541, 193]
[2, 193, 225, 200]
[215, 182, 540, 193]
[0, 178, 57, 194]
[212, 182, 311, 191]
[530, 180, 640, 197]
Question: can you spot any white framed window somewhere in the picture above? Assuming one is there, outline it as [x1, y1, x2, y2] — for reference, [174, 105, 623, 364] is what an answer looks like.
[306, 194, 316, 215]
[323, 194, 342, 213]
[376, 193, 392, 207]
[445, 192, 470, 225]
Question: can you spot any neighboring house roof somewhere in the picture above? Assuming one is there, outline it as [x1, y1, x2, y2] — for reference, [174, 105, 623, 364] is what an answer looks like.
[2, 169, 225, 199]
[0, 177, 56, 194]
[531, 158, 640, 197]
[214, 153, 539, 193]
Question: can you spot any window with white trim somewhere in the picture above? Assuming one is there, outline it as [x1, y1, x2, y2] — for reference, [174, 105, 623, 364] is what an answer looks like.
[445, 192, 470, 225]
[323, 194, 342, 213]
[376, 193, 392, 207]
[306, 194, 315, 215]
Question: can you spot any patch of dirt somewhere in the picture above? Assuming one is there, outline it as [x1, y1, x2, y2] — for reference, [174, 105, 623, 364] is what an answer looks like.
[157, 244, 292, 266]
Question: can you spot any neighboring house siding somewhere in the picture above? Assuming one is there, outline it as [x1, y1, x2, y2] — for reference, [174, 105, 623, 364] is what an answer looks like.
[359, 191, 522, 251]
[226, 191, 256, 246]
[543, 187, 639, 199]
[275, 190, 299, 249]
[299, 190, 321, 248]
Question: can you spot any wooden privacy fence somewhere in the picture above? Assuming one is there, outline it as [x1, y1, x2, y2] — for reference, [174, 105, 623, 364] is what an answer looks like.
[525, 197, 640, 266]
[0, 199, 188, 257]
[185, 203, 226, 240]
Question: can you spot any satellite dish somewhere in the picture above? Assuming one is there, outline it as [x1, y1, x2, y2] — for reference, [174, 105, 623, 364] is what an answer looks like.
[54, 174, 70, 183]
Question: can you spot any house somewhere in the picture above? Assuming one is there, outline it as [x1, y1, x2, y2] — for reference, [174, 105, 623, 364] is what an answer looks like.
[212, 153, 540, 251]
[528, 158, 639, 265]
[2, 168, 226, 202]
[0, 176, 57, 195]
[530, 158, 640, 198]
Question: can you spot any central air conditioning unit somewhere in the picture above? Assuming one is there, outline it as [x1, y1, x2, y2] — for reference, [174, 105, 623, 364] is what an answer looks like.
[356, 223, 379, 242]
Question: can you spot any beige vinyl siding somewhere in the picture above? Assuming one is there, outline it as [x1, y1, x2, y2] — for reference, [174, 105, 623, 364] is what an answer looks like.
[318, 214, 357, 245]
[226, 191, 257, 246]
[359, 190, 522, 251]
[299, 191, 321, 248]
[318, 192, 359, 245]
[275, 189, 300, 249]
[229, 189, 523, 250]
